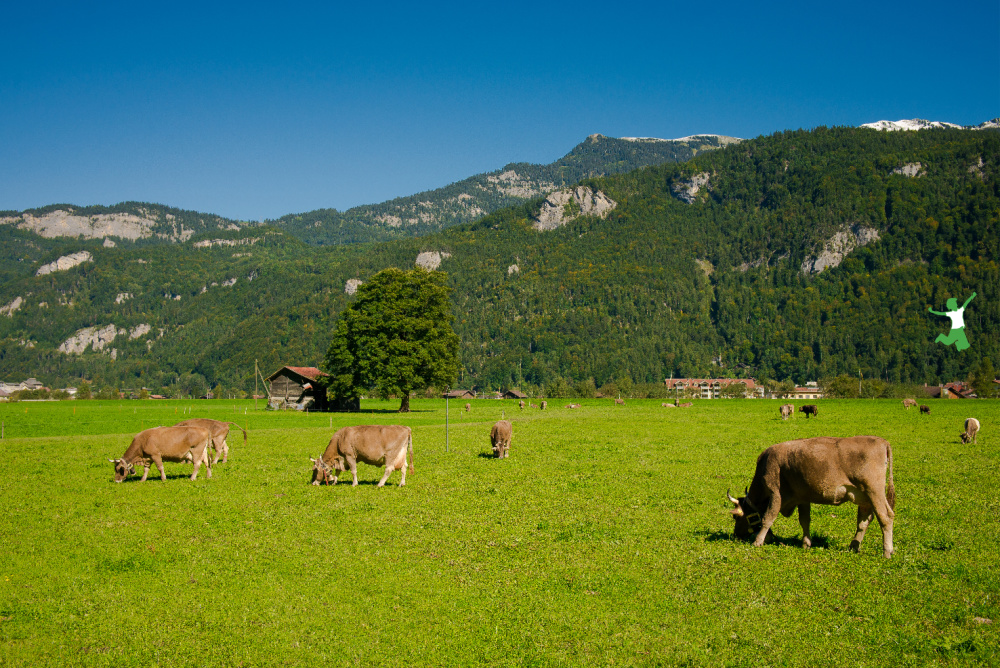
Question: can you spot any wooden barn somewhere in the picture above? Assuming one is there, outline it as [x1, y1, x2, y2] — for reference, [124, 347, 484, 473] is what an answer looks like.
[503, 389, 528, 399]
[266, 366, 330, 410]
[443, 389, 475, 399]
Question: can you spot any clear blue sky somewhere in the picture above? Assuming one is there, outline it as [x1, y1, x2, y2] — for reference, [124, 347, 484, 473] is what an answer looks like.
[2, 0, 997, 222]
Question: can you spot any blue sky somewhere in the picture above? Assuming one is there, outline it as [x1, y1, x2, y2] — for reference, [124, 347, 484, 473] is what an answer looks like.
[2, 0, 997, 221]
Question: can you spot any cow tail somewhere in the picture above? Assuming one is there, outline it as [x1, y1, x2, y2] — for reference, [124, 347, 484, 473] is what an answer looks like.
[407, 430, 414, 473]
[228, 422, 248, 445]
[886, 442, 895, 511]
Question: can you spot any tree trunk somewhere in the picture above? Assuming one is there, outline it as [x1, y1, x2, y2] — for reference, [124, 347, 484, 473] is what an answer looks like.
[399, 394, 411, 412]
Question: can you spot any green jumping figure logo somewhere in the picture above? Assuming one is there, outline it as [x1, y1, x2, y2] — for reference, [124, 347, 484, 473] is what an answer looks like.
[928, 292, 976, 352]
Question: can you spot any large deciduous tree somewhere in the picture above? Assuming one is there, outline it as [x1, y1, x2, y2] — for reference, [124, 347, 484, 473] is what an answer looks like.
[324, 267, 459, 412]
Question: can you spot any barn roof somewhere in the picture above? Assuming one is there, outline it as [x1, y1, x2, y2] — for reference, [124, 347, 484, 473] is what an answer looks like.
[266, 366, 330, 382]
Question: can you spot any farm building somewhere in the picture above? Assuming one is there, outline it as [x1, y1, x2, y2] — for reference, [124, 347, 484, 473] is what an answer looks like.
[266, 366, 330, 410]
[664, 378, 763, 399]
[443, 389, 475, 399]
[503, 389, 528, 399]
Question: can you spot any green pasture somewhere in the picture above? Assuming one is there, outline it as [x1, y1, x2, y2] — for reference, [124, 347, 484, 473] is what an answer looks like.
[1, 398, 998, 666]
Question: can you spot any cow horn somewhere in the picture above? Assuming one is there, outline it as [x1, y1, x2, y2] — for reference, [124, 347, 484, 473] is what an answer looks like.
[108, 459, 116, 463]
[726, 489, 740, 505]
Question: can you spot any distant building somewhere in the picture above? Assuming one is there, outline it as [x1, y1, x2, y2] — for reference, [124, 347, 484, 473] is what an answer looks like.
[503, 389, 528, 399]
[443, 389, 475, 399]
[792, 385, 824, 400]
[664, 378, 762, 399]
[266, 366, 330, 410]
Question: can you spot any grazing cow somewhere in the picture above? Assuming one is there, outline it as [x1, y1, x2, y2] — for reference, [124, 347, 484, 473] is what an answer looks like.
[175, 418, 247, 465]
[540, 401, 547, 410]
[961, 418, 981, 444]
[518, 400, 525, 410]
[727, 436, 895, 558]
[109, 426, 213, 483]
[902, 399, 917, 410]
[490, 420, 512, 458]
[920, 405, 930, 414]
[310, 425, 413, 487]
[678, 402, 693, 408]
[529, 402, 538, 409]
[565, 403, 581, 409]
[465, 403, 471, 412]
[615, 398, 625, 406]
[779, 404, 794, 420]
[798, 405, 818, 418]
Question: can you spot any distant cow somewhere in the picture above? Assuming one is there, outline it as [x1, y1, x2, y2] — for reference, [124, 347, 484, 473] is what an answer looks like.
[798, 405, 818, 418]
[529, 402, 538, 409]
[661, 402, 676, 408]
[961, 418, 981, 444]
[175, 418, 247, 465]
[779, 404, 794, 420]
[490, 420, 512, 458]
[615, 398, 625, 406]
[920, 405, 930, 414]
[518, 400, 525, 410]
[727, 436, 895, 558]
[902, 399, 917, 409]
[540, 401, 547, 410]
[678, 402, 693, 408]
[109, 426, 213, 483]
[565, 403, 581, 409]
[465, 403, 471, 412]
[310, 425, 413, 487]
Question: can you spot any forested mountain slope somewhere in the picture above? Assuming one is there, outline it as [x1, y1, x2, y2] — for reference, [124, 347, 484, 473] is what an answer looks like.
[0, 127, 995, 395]
[272, 133, 739, 245]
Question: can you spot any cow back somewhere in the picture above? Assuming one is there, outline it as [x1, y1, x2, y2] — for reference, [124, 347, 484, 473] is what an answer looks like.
[132, 426, 213, 462]
[329, 425, 411, 465]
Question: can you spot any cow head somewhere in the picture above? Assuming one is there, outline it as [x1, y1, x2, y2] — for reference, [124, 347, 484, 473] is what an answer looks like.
[310, 457, 336, 485]
[108, 458, 135, 483]
[726, 488, 762, 540]
[960, 432, 971, 444]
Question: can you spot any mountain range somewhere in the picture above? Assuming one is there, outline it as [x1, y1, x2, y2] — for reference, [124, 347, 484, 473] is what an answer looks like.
[0, 120, 996, 395]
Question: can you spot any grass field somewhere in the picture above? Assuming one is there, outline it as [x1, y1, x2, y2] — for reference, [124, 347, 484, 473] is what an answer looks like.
[1, 397, 998, 666]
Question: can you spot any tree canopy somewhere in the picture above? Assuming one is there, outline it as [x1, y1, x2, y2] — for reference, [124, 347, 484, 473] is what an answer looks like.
[323, 267, 459, 411]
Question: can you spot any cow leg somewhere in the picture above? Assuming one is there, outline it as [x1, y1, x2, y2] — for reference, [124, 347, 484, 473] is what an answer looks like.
[221, 439, 229, 463]
[868, 495, 895, 558]
[754, 499, 782, 547]
[798, 504, 812, 548]
[151, 455, 166, 481]
[850, 504, 873, 553]
[140, 463, 150, 482]
[347, 458, 359, 486]
[190, 452, 202, 481]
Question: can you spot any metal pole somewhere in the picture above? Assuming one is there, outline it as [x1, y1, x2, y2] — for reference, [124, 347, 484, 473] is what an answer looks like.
[445, 395, 449, 453]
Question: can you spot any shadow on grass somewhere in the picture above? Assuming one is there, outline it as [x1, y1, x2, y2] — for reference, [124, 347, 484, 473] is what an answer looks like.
[476, 452, 501, 460]
[695, 529, 831, 549]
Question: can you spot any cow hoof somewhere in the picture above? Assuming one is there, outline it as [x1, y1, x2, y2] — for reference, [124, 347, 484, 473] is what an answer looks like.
[849, 540, 861, 553]
[311, 481, 320, 486]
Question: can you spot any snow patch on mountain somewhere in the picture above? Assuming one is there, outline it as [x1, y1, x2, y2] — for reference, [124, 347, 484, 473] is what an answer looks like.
[862, 119, 964, 131]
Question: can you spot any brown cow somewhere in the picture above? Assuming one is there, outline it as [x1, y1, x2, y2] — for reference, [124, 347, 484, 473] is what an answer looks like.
[779, 404, 794, 420]
[490, 420, 512, 458]
[175, 418, 247, 465]
[465, 403, 471, 412]
[798, 404, 818, 418]
[919, 405, 931, 414]
[109, 426, 213, 482]
[540, 401, 547, 410]
[310, 425, 413, 487]
[615, 398, 625, 406]
[902, 399, 917, 409]
[727, 436, 895, 558]
[518, 400, 525, 410]
[678, 402, 693, 408]
[960, 418, 981, 444]
[661, 402, 675, 408]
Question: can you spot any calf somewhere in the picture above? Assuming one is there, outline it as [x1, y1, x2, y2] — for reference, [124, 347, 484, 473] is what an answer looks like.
[728, 436, 895, 558]
[779, 404, 794, 420]
[109, 426, 213, 482]
[920, 405, 931, 414]
[490, 420, 513, 458]
[961, 418, 981, 444]
[798, 404, 818, 418]
[311, 425, 413, 487]
[902, 399, 917, 409]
